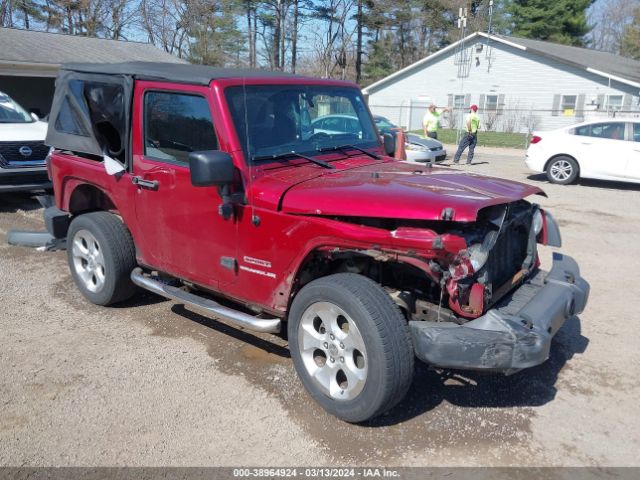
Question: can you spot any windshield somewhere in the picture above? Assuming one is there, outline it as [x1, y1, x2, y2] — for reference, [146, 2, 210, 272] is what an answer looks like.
[0, 92, 34, 123]
[225, 85, 379, 163]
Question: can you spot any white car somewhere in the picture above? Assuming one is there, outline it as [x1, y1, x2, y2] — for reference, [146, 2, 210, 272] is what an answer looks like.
[526, 119, 640, 185]
[0, 91, 50, 192]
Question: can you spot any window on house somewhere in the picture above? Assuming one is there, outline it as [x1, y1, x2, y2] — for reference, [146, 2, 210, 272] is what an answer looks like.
[485, 95, 499, 111]
[561, 95, 577, 112]
[454, 95, 465, 109]
[606, 95, 623, 111]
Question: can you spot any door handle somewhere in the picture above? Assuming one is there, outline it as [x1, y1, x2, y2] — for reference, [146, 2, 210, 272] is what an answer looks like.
[132, 176, 159, 190]
[580, 141, 592, 145]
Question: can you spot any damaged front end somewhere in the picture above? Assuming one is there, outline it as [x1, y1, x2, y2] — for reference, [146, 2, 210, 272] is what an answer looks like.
[410, 252, 589, 373]
[298, 198, 587, 373]
[405, 201, 588, 373]
[444, 200, 545, 319]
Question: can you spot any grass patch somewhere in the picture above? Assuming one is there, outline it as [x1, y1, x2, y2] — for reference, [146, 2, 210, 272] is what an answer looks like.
[410, 128, 528, 149]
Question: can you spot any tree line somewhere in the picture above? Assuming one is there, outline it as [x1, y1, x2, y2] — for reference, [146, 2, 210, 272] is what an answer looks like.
[0, 0, 638, 85]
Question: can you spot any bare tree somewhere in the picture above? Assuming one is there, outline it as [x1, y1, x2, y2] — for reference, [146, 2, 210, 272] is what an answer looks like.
[308, 0, 356, 79]
[1, 0, 15, 27]
[589, 0, 640, 53]
[290, 0, 299, 72]
[139, 0, 189, 57]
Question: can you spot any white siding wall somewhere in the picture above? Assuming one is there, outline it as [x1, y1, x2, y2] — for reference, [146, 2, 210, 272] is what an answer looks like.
[365, 38, 639, 133]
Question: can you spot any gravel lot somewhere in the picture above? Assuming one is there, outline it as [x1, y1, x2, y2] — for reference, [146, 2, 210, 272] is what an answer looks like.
[1, 148, 639, 467]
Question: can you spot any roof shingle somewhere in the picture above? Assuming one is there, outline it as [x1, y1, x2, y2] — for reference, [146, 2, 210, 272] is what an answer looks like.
[499, 34, 640, 84]
[0, 27, 185, 65]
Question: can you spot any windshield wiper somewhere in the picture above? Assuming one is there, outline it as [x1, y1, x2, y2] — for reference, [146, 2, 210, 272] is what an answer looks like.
[252, 150, 335, 169]
[316, 144, 380, 160]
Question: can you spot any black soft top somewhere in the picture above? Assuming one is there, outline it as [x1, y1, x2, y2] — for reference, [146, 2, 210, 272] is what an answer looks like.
[62, 61, 304, 86]
[47, 63, 306, 164]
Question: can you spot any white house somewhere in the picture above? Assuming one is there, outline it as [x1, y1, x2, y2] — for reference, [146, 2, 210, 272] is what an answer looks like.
[362, 32, 640, 133]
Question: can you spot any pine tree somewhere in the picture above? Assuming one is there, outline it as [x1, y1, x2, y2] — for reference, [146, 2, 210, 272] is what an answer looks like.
[506, 0, 595, 46]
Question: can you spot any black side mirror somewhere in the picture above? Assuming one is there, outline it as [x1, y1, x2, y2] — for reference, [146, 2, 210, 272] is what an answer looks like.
[383, 132, 396, 156]
[189, 150, 234, 187]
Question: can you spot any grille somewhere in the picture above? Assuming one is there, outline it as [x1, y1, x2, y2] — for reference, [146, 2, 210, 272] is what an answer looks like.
[0, 141, 49, 167]
[485, 214, 531, 290]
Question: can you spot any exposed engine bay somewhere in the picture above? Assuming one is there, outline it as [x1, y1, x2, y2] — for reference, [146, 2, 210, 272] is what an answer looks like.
[298, 200, 544, 324]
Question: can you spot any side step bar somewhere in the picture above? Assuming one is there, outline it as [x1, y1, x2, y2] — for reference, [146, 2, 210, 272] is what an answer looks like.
[131, 268, 281, 333]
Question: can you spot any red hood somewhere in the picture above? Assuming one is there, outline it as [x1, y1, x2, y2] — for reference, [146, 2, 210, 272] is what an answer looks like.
[250, 160, 544, 222]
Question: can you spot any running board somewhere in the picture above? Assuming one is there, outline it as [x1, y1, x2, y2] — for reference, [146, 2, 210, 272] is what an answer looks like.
[130, 268, 281, 333]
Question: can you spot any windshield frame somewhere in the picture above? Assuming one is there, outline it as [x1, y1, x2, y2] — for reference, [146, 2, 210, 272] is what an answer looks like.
[224, 83, 380, 165]
[0, 92, 35, 124]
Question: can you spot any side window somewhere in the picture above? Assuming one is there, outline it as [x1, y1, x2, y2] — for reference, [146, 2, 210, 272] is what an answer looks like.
[55, 97, 90, 136]
[589, 122, 625, 141]
[144, 91, 218, 164]
[54, 79, 126, 160]
[323, 117, 343, 132]
[634, 123, 640, 142]
[574, 125, 590, 136]
[346, 118, 360, 133]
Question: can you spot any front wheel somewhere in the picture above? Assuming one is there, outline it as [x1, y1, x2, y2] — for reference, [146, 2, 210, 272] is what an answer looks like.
[288, 273, 414, 423]
[546, 156, 579, 184]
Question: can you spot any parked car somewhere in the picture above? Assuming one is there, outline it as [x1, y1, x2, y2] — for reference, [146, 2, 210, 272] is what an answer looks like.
[526, 119, 640, 185]
[0, 91, 51, 192]
[373, 115, 447, 163]
[43, 62, 588, 423]
[311, 114, 447, 163]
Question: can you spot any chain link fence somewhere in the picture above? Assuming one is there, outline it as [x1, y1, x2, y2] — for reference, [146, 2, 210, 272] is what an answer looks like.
[368, 103, 640, 149]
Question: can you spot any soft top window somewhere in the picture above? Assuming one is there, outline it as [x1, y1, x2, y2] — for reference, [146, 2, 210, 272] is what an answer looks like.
[53, 79, 126, 161]
[46, 70, 132, 166]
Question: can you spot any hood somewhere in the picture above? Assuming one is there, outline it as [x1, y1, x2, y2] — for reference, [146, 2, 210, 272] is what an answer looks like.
[405, 133, 441, 149]
[257, 161, 543, 222]
[0, 121, 48, 142]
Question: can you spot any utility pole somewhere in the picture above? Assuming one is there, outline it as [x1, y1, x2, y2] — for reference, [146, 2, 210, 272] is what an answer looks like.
[356, 0, 363, 84]
[456, 7, 468, 144]
[486, 0, 494, 70]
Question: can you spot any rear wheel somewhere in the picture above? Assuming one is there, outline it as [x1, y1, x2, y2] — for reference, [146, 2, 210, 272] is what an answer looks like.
[288, 273, 414, 423]
[67, 211, 137, 306]
[546, 156, 579, 184]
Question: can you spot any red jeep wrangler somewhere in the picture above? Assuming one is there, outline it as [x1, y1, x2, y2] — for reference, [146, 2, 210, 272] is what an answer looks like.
[44, 62, 589, 423]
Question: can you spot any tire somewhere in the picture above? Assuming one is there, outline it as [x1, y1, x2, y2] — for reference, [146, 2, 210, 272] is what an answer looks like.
[67, 211, 137, 306]
[546, 156, 579, 185]
[288, 273, 414, 423]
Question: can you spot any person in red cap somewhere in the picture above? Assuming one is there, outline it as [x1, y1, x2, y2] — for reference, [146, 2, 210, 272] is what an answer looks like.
[453, 104, 481, 165]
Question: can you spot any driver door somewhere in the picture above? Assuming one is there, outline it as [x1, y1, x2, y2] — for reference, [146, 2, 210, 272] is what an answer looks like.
[132, 81, 238, 289]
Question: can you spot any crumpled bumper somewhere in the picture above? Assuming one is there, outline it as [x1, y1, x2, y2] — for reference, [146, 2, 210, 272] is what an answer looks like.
[409, 253, 589, 373]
